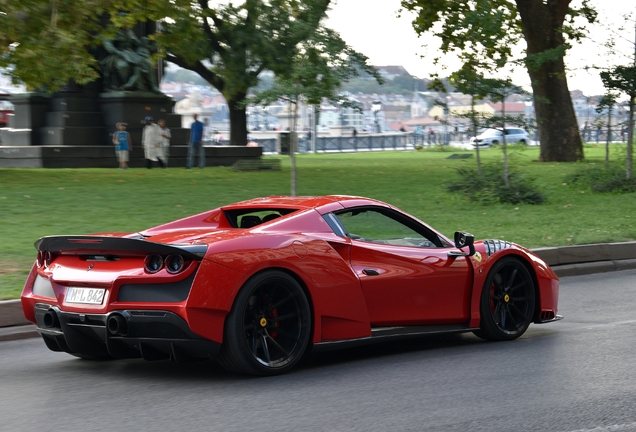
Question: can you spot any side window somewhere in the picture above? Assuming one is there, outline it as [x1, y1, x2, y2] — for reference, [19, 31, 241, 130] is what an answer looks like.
[333, 208, 440, 248]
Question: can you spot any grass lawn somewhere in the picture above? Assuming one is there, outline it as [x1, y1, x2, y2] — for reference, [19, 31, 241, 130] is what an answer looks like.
[1, 143, 634, 299]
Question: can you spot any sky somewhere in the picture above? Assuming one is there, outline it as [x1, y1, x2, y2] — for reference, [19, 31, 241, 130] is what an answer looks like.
[325, 0, 635, 96]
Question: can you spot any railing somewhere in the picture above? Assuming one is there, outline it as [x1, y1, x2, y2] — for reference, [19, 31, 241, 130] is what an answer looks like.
[254, 133, 449, 155]
[209, 132, 486, 155]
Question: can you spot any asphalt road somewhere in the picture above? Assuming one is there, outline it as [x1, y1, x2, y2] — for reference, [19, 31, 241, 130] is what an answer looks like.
[2, 269, 636, 432]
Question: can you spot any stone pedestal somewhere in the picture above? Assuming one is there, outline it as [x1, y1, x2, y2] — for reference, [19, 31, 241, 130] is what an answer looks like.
[40, 93, 106, 145]
[0, 91, 188, 147]
[0, 144, 263, 168]
[0, 94, 50, 146]
[99, 92, 188, 145]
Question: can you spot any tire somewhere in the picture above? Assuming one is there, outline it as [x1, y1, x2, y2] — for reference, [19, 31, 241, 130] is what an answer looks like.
[473, 257, 535, 341]
[218, 270, 312, 376]
[519, 139, 527, 146]
[491, 140, 499, 146]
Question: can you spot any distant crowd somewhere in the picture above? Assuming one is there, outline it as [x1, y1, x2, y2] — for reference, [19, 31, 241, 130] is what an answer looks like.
[111, 114, 213, 169]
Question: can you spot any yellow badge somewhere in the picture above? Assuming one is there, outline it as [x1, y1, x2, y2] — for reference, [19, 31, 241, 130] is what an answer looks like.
[473, 251, 482, 262]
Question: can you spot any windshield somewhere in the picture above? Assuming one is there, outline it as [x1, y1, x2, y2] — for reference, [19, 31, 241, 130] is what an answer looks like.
[481, 129, 501, 137]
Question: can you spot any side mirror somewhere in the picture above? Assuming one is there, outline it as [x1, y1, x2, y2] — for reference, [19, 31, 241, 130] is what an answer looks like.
[453, 231, 475, 256]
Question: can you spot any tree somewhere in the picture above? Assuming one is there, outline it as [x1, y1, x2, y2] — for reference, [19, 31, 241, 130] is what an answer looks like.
[595, 92, 618, 169]
[1, 1, 369, 147]
[601, 65, 636, 179]
[400, 0, 597, 162]
[0, 0, 114, 89]
[150, 0, 339, 146]
[449, 62, 487, 173]
[251, 27, 382, 195]
[478, 78, 526, 187]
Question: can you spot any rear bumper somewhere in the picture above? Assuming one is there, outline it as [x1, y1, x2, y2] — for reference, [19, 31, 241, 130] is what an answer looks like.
[535, 314, 564, 324]
[33, 303, 220, 362]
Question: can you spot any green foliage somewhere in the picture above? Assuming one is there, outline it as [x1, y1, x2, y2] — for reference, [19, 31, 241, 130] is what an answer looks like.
[0, 0, 115, 90]
[251, 26, 382, 107]
[400, 0, 520, 69]
[564, 163, 636, 193]
[447, 163, 546, 205]
[600, 65, 636, 98]
[400, 0, 594, 163]
[596, 92, 618, 114]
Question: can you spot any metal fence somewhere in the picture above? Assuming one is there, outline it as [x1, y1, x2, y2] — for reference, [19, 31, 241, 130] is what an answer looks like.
[254, 133, 447, 155]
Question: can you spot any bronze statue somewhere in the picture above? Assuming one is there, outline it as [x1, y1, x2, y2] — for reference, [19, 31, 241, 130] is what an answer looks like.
[101, 28, 161, 93]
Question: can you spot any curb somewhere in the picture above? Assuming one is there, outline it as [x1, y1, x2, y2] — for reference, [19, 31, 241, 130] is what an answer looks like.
[2, 241, 636, 341]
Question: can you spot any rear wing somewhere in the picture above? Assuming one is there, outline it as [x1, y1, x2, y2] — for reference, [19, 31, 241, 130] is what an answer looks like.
[34, 236, 207, 260]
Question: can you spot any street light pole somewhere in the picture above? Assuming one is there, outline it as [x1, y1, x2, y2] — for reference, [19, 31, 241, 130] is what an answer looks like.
[372, 100, 382, 133]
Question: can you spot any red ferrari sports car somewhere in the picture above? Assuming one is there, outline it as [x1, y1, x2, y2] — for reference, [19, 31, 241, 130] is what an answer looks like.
[21, 196, 561, 375]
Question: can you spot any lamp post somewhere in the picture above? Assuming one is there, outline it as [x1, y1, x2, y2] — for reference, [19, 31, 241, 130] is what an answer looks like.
[372, 100, 382, 133]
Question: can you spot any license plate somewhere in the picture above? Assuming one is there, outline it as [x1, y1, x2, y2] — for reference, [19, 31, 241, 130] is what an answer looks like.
[65, 287, 106, 305]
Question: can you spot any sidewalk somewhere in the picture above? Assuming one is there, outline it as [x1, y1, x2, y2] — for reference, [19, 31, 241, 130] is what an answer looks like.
[2, 241, 636, 342]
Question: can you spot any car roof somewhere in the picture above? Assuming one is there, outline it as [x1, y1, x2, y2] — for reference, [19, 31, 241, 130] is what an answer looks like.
[222, 195, 388, 213]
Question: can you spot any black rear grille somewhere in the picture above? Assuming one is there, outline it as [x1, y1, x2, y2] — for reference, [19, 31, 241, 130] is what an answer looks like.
[118, 273, 195, 302]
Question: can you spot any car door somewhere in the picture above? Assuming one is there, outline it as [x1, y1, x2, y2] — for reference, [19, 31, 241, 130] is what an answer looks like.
[330, 207, 472, 326]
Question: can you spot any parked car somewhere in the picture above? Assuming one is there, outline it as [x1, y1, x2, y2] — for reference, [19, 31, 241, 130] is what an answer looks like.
[21, 195, 561, 375]
[0, 100, 14, 127]
[471, 128, 529, 147]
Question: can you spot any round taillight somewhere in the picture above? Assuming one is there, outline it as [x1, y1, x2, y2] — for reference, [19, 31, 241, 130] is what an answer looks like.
[165, 255, 185, 274]
[144, 254, 163, 273]
[44, 251, 53, 268]
[36, 251, 44, 267]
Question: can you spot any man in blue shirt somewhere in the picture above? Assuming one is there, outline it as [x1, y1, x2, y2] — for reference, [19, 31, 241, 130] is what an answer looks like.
[186, 113, 205, 168]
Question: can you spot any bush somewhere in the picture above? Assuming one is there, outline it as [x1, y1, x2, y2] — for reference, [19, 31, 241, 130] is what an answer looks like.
[564, 164, 636, 193]
[447, 163, 546, 205]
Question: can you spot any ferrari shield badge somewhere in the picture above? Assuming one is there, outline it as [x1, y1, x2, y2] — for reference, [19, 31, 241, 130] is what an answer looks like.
[473, 251, 482, 263]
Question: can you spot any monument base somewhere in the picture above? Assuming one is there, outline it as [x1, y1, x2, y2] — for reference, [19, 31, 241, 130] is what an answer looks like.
[0, 145, 263, 168]
[99, 92, 188, 145]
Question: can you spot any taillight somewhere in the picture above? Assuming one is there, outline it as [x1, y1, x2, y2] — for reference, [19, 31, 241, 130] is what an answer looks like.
[144, 254, 163, 273]
[165, 255, 185, 274]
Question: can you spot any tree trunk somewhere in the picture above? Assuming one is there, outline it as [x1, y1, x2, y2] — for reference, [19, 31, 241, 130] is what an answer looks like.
[290, 101, 298, 196]
[628, 95, 634, 179]
[606, 107, 611, 169]
[471, 94, 482, 174]
[502, 103, 509, 187]
[226, 93, 248, 146]
[515, 0, 584, 162]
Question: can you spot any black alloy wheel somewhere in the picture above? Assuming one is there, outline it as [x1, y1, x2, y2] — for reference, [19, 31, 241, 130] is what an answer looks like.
[218, 270, 311, 376]
[474, 257, 535, 341]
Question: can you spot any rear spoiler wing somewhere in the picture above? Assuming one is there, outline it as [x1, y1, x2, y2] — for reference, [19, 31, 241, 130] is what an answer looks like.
[34, 236, 207, 260]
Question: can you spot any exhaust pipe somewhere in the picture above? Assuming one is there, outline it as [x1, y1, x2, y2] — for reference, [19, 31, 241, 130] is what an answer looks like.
[107, 313, 128, 336]
[43, 310, 60, 329]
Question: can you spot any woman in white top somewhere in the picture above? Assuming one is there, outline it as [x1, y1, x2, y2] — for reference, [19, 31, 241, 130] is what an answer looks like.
[158, 119, 171, 165]
[142, 116, 165, 168]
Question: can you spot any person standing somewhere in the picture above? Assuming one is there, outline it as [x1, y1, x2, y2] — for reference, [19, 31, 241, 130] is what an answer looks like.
[112, 122, 131, 169]
[186, 113, 205, 169]
[142, 116, 165, 168]
[158, 119, 171, 166]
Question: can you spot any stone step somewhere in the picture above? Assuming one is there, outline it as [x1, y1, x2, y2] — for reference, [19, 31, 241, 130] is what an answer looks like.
[45, 111, 104, 128]
[40, 126, 107, 146]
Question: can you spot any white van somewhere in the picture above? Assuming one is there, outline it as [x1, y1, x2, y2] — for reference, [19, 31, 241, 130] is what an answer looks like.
[470, 128, 529, 147]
